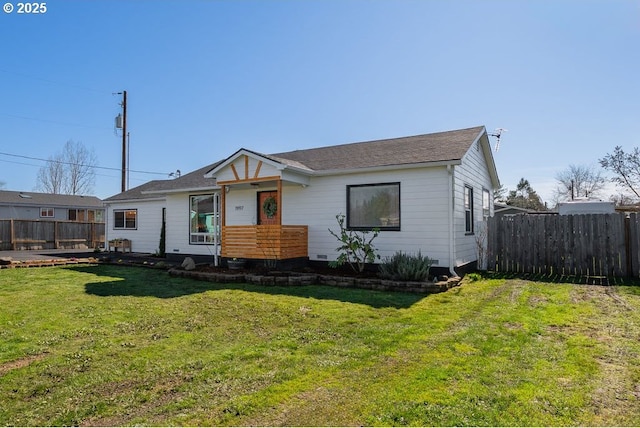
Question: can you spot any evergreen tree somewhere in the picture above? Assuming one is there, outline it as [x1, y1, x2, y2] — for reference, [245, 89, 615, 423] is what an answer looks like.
[506, 178, 546, 211]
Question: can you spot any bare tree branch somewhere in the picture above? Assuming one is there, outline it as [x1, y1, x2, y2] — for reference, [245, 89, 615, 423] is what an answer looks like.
[36, 140, 97, 195]
[553, 164, 606, 202]
[36, 152, 66, 194]
[600, 146, 640, 200]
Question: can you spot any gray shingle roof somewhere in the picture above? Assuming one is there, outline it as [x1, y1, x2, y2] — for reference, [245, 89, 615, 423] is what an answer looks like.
[105, 126, 490, 200]
[270, 126, 485, 171]
[104, 162, 221, 202]
[0, 190, 103, 208]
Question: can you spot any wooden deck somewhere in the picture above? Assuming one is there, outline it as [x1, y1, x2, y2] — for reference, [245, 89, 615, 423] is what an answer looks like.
[221, 225, 308, 259]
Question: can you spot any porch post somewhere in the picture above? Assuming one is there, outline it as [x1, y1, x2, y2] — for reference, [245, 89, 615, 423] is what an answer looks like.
[220, 185, 226, 227]
[220, 185, 226, 260]
[277, 179, 282, 225]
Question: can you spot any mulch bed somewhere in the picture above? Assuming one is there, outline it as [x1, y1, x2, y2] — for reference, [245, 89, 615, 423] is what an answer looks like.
[169, 264, 461, 294]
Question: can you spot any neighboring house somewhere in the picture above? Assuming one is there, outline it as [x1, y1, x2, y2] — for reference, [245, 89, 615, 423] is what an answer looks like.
[0, 190, 104, 222]
[0, 190, 105, 250]
[104, 126, 500, 275]
[557, 199, 615, 215]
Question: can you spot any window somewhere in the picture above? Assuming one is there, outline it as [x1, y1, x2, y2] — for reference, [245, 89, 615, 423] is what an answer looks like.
[88, 209, 105, 222]
[347, 183, 400, 231]
[482, 189, 491, 218]
[114, 209, 137, 229]
[464, 186, 474, 234]
[190, 194, 219, 244]
[40, 208, 54, 218]
[68, 209, 86, 222]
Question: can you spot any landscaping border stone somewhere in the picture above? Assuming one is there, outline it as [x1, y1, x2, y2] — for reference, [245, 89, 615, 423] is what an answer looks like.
[168, 268, 460, 294]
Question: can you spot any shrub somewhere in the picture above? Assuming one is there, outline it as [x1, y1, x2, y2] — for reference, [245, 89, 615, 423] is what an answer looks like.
[465, 272, 483, 282]
[379, 251, 433, 282]
[328, 214, 380, 273]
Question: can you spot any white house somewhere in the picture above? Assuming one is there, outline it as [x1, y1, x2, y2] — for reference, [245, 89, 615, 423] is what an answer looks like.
[103, 126, 500, 275]
[557, 200, 615, 215]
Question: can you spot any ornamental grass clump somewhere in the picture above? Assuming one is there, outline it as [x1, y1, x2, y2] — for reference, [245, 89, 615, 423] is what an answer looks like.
[379, 250, 433, 282]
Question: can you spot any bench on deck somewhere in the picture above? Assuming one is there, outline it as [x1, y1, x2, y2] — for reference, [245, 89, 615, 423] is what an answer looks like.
[12, 239, 48, 250]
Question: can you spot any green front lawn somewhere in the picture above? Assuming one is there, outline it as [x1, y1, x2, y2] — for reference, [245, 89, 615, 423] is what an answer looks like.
[1, 265, 640, 426]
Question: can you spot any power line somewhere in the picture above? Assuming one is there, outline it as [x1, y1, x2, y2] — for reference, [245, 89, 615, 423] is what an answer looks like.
[2, 113, 112, 131]
[0, 158, 150, 181]
[0, 69, 110, 95]
[0, 151, 170, 176]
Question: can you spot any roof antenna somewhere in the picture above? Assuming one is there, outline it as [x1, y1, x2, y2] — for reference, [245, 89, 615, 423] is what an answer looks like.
[489, 128, 508, 151]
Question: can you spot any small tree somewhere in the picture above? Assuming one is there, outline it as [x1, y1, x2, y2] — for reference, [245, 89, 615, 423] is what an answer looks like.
[506, 178, 547, 211]
[553, 164, 606, 202]
[63, 140, 97, 195]
[600, 146, 640, 200]
[36, 140, 97, 195]
[328, 214, 380, 273]
[494, 184, 508, 203]
[158, 217, 166, 257]
[37, 151, 66, 194]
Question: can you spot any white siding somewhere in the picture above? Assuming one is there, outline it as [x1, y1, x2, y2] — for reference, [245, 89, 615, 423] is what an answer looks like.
[105, 199, 165, 253]
[165, 193, 218, 258]
[453, 139, 495, 266]
[224, 187, 263, 225]
[280, 167, 452, 267]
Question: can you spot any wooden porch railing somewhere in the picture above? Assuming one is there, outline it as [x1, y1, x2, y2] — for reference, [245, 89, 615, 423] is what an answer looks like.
[221, 225, 308, 259]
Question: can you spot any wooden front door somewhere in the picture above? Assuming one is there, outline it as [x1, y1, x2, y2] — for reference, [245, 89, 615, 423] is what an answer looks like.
[258, 191, 278, 225]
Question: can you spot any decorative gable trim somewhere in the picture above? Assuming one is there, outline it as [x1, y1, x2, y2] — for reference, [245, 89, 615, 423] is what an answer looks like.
[207, 150, 284, 185]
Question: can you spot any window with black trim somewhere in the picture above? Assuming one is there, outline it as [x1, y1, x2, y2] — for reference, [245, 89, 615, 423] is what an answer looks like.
[464, 185, 474, 234]
[114, 209, 137, 229]
[347, 182, 400, 230]
[190, 194, 219, 244]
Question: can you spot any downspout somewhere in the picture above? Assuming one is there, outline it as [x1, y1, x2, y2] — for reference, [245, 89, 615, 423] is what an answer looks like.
[447, 165, 458, 277]
[213, 193, 219, 267]
[104, 204, 109, 251]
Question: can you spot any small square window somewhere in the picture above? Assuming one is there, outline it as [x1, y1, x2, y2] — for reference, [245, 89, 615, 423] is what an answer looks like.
[114, 209, 137, 229]
[40, 208, 54, 218]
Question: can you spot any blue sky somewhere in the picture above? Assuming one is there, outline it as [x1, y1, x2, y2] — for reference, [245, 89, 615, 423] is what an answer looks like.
[1, 0, 638, 204]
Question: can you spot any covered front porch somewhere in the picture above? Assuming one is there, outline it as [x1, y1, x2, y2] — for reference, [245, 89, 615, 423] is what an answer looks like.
[208, 150, 311, 264]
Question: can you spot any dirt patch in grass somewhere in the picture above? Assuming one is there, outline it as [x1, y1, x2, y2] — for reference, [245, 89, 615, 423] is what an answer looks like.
[0, 352, 48, 376]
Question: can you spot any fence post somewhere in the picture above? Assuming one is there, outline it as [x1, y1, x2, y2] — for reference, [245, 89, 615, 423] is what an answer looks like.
[10, 218, 15, 250]
[625, 214, 632, 277]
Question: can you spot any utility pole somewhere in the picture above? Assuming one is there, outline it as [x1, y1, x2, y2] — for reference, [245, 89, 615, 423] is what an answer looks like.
[120, 90, 127, 192]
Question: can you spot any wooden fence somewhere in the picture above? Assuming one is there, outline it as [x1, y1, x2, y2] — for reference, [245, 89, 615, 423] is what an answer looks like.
[0, 219, 105, 251]
[487, 213, 640, 277]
